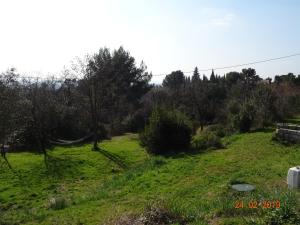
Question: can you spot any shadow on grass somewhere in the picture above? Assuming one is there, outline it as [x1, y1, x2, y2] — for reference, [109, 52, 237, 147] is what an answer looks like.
[158, 148, 196, 158]
[12, 154, 81, 192]
[0, 158, 14, 175]
[93, 147, 128, 169]
[0, 156, 13, 170]
[96, 157, 167, 195]
[15, 154, 83, 184]
[44, 155, 82, 178]
[154, 144, 229, 159]
[47, 137, 112, 150]
[271, 137, 300, 148]
[47, 142, 90, 150]
[16, 155, 83, 186]
[249, 128, 275, 133]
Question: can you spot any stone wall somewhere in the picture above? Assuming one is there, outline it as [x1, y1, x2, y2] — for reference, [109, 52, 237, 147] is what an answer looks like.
[276, 123, 300, 143]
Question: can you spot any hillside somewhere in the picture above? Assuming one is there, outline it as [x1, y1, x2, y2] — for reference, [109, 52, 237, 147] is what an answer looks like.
[1, 131, 300, 225]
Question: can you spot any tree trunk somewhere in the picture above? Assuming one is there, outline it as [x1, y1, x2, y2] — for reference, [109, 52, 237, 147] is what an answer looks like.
[93, 133, 98, 150]
[89, 80, 99, 150]
[37, 133, 48, 167]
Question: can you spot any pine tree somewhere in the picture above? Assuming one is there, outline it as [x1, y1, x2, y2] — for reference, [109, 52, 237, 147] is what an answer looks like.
[210, 69, 216, 82]
[203, 74, 209, 82]
[191, 67, 200, 83]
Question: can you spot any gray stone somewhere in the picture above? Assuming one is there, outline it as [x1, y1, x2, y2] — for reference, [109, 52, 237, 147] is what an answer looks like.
[231, 184, 255, 192]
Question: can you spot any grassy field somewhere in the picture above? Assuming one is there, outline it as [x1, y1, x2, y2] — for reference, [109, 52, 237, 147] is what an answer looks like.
[1, 131, 300, 225]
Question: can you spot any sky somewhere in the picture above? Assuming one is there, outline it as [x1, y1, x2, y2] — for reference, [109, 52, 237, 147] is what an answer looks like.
[0, 0, 299, 83]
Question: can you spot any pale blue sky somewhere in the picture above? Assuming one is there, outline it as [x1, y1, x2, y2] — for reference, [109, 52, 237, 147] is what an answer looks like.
[0, 0, 299, 83]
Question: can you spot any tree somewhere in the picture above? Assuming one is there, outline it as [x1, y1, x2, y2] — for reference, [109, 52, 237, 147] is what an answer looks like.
[162, 70, 185, 90]
[210, 70, 216, 82]
[241, 68, 261, 86]
[56, 77, 89, 139]
[274, 73, 296, 84]
[189, 80, 209, 130]
[22, 78, 60, 162]
[108, 48, 152, 133]
[191, 67, 200, 83]
[202, 75, 209, 82]
[79, 47, 151, 149]
[225, 71, 242, 86]
[253, 84, 277, 127]
[0, 69, 21, 148]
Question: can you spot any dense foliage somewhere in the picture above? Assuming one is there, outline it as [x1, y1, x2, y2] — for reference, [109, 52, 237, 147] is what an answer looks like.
[1, 46, 300, 154]
[191, 126, 224, 150]
[0, 47, 152, 153]
[140, 107, 192, 154]
[146, 68, 300, 134]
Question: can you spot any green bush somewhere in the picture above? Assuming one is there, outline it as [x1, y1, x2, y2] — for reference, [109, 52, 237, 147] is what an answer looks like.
[192, 129, 223, 150]
[139, 107, 192, 154]
[203, 124, 226, 137]
[225, 100, 255, 133]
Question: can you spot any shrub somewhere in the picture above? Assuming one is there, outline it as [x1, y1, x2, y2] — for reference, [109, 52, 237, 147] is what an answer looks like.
[203, 124, 226, 137]
[225, 99, 256, 133]
[192, 129, 223, 150]
[104, 201, 190, 225]
[121, 110, 146, 132]
[140, 107, 192, 154]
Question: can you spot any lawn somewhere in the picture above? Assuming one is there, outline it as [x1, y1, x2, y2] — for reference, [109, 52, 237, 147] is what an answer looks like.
[1, 131, 300, 225]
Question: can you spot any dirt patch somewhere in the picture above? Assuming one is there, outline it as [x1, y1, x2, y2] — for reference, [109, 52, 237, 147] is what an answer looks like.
[104, 203, 189, 225]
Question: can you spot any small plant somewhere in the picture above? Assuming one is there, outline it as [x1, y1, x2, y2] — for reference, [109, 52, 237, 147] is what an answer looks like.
[264, 191, 300, 225]
[140, 107, 192, 154]
[47, 196, 69, 210]
[104, 201, 190, 225]
[141, 201, 189, 225]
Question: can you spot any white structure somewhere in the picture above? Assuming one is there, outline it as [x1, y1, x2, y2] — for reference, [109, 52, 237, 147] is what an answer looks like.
[287, 166, 300, 188]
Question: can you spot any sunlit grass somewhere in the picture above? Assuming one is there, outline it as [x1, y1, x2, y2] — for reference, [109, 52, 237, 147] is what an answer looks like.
[1, 131, 300, 224]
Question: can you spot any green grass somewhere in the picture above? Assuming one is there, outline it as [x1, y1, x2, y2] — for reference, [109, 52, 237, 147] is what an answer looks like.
[284, 114, 300, 125]
[1, 131, 300, 224]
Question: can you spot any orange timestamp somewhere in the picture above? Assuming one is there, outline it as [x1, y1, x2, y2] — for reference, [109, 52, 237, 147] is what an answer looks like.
[234, 200, 281, 209]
